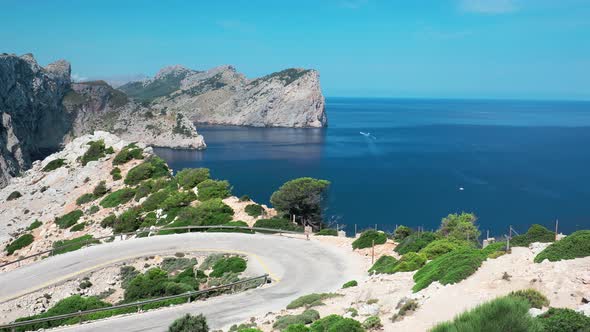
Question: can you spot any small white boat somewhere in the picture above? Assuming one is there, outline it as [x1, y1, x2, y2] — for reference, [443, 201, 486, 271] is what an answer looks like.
[360, 131, 371, 137]
[459, 187, 465, 191]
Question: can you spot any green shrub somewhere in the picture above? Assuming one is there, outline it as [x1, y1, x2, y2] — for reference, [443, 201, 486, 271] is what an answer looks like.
[430, 296, 542, 332]
[168, 313, 209, 332]
[534, 230, 590, 263]
[93, 181, 108, 197]
[244, 204, 264, 217]
[511, 224, 555, 247]
[369, 255, 398, 274]
[105, 146, 115, 154]
[53, 235, 98, 255]
[125, 156, 169, 186]
[161, 257, 198, 273]
[352, 230, 387, 249]
[55, 210, 83, 228]
[70, 222, 86, 232]
[395, 232, 438, 254]
[76, 193, 96, 205]
[7, 190, 22, 201]
[114, 208, 141, 233]
[113, 144, 144, 165]
[100, 188, 136, 208]
[391, 299, 419, 321]
[309, 315, 365, 332]
[238, 195, 251, 202]
[142, 189, 172, 212]
[81, 140, 107, 165]
[480, 241, 508, 256]
[342, 280, 358, 288]
[175, 168, 210, 189]
[111, 167, 122, 180]
[273, 309, 320, 330]
[5, 233, 34, 255]
[509, 289, 549, 309]
[209, 256, 247, 277]
[253, 218, 303, 232]
[536, 308, 590, 332]
[394, 225, 413, 241]
[362, 316, 382, 330]
[120, 266, 140, 289]
[101, 214, 116, 228]
[43, 158, 65, 172]
[393, 252, 427, 272]
[161, 190, 197, 210]
[124, 268, 169, 301]
[438, 212, 481, 243]
[316, 228, 338, 236]
[27, 220, 42, 231]
[412, 248, 485, 292]
[419, 238, 473, 260]
[87, 205, 99, 215]
[283, 325, 310, 332]
[286, 293, 340, 310]
[195, 198, 234, 226]
[197, 179, 231, 200]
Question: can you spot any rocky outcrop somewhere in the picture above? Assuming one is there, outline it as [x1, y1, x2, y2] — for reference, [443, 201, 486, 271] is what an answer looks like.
[119, 65, 327, 128]
[0, 54, 72, 188]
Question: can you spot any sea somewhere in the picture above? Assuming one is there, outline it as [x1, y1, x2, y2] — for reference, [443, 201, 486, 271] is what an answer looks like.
[153, 98, 590, 237]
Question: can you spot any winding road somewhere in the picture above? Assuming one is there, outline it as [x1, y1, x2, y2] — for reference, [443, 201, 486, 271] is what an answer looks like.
[0, 233, 363, 331]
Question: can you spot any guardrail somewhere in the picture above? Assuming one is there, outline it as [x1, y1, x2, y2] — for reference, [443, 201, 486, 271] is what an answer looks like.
[0, 274, 269, 331]
[0, 225, 305, 269]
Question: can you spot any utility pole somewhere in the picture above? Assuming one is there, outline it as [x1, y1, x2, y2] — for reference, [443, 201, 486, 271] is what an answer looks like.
[371, 239, 375, 264]
[354, 224, 357, 237]
[507, 225, 512, 252]
[555, 219, 559, 241]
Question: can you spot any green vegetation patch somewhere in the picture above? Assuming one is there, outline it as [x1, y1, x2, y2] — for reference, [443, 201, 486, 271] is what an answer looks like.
[194, 198, 234, 225]
[43, 158, 66, 172]
[113, 208, 141, 233]
[7, 190, 22, 201]
[534, 230, 590, 263]
[368, 255, 398, 274]
[511, 224, 555, 247]
[175, 168, 210, 189]
[430, 296, 542, 332]
[509, 289, 549, 309]
[352, 230, 387, 250]
[161, 257, 198, 273]
[536, 308, 590, 332]
[316, 228, 338, 236]
[394, 232, 437, 255]
[209, 256, 247, 277]
[53, 235, 98, 255]
[81, 140, 107, 165]
[123, 267, 200, 302]
[70, 222, 86, 232]
[412, 248, 485, 292]
[362, 316, 382, 330]
[273, 309, 320, 330]
[309, 314, 365, 332]
[5, 233, 34, 255]
[100, 214, 116, 228]
[286, 293, 341, 310]
[76, 193, 96, 205]
[394, 225, 413, 241]
[55, 210, 83, 228]
[113, 143, 144, 166]
[368, 253, 426, 274]
[342, 280, 358, 289]
[196, 179, 232, 201]
[93, 181, 108, 197]
[111, 167, 122, 180]
[168, 314, 209, 332]
[244, 204, 264, 217]
[27, 220, 42, 231]
[100, 188, 136, 208]
[419, 238, 473, 260]
[124, 156, 170, 186]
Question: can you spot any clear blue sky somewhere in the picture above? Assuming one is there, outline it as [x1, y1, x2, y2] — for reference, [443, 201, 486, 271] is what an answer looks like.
[1, 0, 589, 100]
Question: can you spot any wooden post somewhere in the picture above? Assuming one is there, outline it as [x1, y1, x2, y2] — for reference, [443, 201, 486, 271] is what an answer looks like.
[371, 239, 375, 264]
[354, 224, 357, 237]
[555, 219, 559, 241]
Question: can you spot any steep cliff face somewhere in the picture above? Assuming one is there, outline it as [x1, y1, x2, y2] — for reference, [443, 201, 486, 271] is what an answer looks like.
[119, 65, 327, 128]
[0, 54, 72, 187]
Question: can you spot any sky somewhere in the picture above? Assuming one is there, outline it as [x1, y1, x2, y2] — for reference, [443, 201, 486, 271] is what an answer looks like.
[1, 0, 589, 100]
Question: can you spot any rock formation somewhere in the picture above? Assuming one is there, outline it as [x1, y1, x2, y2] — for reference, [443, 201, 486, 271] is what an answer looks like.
[119, 65, 327, 128]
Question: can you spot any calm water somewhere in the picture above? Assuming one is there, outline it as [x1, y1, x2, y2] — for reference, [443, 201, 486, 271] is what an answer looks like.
[154, 98, 590, 236]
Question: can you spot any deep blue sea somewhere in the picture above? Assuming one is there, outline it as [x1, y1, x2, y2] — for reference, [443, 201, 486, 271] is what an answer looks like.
[154, 98, 590, 237]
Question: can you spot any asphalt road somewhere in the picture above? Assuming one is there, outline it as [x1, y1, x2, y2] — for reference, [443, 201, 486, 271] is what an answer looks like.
[0, 233, 363, 331]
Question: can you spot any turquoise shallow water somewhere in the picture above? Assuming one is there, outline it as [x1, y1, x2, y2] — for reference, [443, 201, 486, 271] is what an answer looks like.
[154, 98, 590, 237]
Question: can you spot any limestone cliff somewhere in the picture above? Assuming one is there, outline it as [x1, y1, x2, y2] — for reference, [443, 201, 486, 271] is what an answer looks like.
[119, 65, 327, 128]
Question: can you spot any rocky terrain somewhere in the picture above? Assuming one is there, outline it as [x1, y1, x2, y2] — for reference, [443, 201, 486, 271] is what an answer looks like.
[119, 65, 327, 128]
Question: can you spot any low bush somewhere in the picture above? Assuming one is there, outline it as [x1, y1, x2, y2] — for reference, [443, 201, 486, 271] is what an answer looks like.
[111, 167, 122, 180]
[81, 140, 107, 165]
[352, 230, 387, 250]
[194, 198, 234, 226]
[244, 204, 264, 217]
[5, 233, 34, 255]
[391, 299, 419, 321]
[7, 190, 22, 201]
[283, 325, 309, 332]
[509, 289, 549, 309]
[316, 228, 338, 236]
[394, 225, 413, 241]
[412, 248, 485, 292]
[161, 190, 197, 210]
[175, 168, 210, 189]
[55, 210, 83, 228]
[161, 257, 198, 273]
[368, 255, 398, 274]
[534, 230, 590, 263]
[93, 181, 108, 197]
[124, 156, 170, 186]
[27, 219, 42, 231]
[536, 307, 590, 332]
[253, 218, 303, 232]
[419, 238, 473, 260]
[480, 241, 508, 256]
[430, 296, 542, 332]
[209, 256, 247, 277]
[53, 235, 98, 255]
[142, 189, 172, 212]
[113, 144, 144, 166]
[70, 222, 86, 232]
[113, 208, 141, 233]
[392, 252, 427, 272]
[286, 293, 340, 310]
[87, 205, 99, 215]
[168, 313, 209, 332]
[100, 214, 116, 228]
[100, 188, 136, 208]
[43, 158, 65, 172]
[342, 280, 358, 288]
[395, 232, 437, 255]
[362, 316, 382, 330]
[238, 195, 250, 202]
[273, 309, 320, 330]
[511, 224, 555, 247]
[309, 315, 365, 332]
[196, 179, 232, 201]
[76, 193, 96, 205]
[120, 266, 140, 289]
